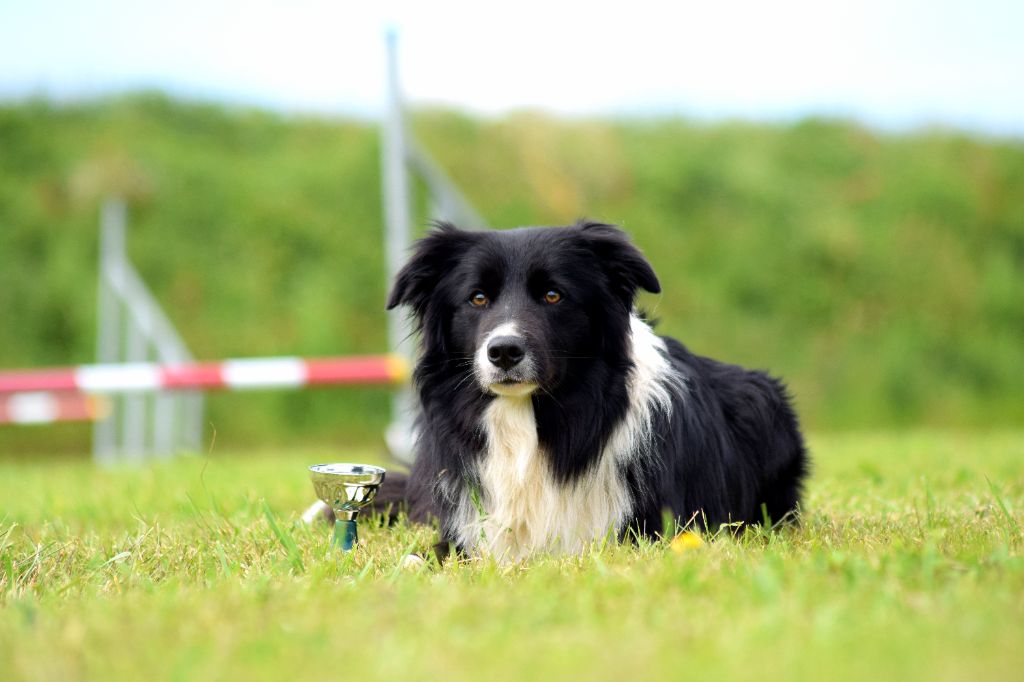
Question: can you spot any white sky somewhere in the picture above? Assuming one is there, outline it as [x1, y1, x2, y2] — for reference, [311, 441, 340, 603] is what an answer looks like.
[1, 0, 1022, 134]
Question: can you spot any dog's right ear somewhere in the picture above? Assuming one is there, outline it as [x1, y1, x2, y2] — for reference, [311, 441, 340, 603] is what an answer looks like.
[386, 222, 474, 315]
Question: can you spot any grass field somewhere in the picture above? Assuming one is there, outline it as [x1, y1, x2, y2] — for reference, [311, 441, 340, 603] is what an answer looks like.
[1, 431, 1022, 681]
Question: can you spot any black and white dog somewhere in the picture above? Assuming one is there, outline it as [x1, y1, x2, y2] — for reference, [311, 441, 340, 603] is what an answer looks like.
[375, 220, 807, 561]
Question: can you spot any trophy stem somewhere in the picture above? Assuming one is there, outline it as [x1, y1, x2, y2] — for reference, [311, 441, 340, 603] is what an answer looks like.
[332, 518, 359, 551]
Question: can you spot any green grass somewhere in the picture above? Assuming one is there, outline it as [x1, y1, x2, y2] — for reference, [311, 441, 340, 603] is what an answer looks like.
[1, 431, 1022, 681]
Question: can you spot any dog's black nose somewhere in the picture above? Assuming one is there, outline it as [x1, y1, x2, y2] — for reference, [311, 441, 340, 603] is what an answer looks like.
[487, 336, 526, 370]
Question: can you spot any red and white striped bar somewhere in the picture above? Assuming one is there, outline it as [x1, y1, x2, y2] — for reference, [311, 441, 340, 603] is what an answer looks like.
[0, 392, 109, 424]
[0, 355, 410, 395]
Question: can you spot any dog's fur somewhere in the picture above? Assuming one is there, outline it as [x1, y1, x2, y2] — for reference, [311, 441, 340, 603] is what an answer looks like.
[385, 220, 808, 562]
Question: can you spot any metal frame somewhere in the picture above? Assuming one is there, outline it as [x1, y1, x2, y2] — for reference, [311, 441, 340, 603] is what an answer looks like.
[381, 30, 487, 464]
[83, 31, 482, 465]
[92, 198, 204, 463]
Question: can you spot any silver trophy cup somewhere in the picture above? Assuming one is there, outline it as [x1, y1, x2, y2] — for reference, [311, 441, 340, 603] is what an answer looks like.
[308, 463, 386, 551]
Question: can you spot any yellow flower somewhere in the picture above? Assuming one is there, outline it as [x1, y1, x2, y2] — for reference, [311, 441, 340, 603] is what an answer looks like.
[669, 531, 705, 554]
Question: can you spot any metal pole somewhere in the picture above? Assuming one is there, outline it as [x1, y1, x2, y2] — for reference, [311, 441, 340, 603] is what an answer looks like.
[93, 198, 126, 464]
[382, 29, 414, 363]
[121, 314, 148, 461]
[381, 29, 416, 464]
[152, 389, 175, 458]
[119, 261, 204, 455]
[408, 141, 488, 228]
[92, 197, 205, 462]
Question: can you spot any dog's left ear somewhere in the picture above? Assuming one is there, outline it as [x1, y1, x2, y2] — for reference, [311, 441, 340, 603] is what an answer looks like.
[386, 222, 476, 317]
[576, 220, 661, 302]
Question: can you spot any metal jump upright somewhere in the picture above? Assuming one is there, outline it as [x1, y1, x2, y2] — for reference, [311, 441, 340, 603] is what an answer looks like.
[380, 30, 487, 464]
[92, 198, 204, 463]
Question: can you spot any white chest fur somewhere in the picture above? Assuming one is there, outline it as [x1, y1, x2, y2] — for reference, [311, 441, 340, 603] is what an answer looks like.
[455, 393, 633, 562]
[453, 315, 682, 562]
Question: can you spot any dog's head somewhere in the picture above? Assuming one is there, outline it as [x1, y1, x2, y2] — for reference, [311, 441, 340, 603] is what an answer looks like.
[387, 220, 660, 397]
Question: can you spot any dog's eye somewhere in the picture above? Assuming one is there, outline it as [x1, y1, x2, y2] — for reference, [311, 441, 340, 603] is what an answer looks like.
[544, 290, 562, 304]
[469, 291, 489, 307]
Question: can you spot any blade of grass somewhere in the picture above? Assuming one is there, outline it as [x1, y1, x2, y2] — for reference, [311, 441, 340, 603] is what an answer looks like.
[262, 501, 304, 574]
[215, 542, 233, 577]
[986, 476, 1022, 541]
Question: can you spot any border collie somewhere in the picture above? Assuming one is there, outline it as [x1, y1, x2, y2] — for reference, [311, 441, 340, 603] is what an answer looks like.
[380, 220, 807, 562]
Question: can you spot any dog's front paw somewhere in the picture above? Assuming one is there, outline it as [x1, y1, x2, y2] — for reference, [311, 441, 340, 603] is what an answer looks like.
[300, 499, 333, 524]
[398, 553, 427, 570]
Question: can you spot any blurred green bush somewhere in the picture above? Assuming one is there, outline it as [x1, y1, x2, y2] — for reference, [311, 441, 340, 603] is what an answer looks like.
[1, 94, 1021, 452]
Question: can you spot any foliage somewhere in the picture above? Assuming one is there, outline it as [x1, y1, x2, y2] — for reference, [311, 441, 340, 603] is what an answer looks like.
[1, 95, 1022, 451]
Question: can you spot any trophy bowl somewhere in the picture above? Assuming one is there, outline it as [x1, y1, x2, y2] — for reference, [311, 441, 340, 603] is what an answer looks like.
[308, 463, 386, 551]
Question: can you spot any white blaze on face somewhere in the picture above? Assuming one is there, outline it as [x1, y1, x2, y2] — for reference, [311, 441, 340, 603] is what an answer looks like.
[474, 321, 536, 395]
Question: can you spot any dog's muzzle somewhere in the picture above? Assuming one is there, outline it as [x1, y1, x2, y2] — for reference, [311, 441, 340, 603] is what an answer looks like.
[475, 326, 537, 396]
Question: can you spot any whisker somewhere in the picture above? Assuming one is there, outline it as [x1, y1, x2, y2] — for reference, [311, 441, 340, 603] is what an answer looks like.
[537, 385, 566, 411]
